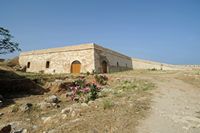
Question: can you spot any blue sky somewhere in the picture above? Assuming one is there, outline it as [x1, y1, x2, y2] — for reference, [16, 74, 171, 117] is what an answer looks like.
[0, 0, 200, 64]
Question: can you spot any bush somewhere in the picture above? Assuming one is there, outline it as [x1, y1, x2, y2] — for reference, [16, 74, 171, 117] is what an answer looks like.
[86, 71, 90, 76]
[74, 78, 86, 88]
[92, 70, 97, 75]
[39, 70, 44, 74]
[147, 68, 157, 71]
[67, 79, 102, 102]
[196, 71, 200, 75]
[94, 74, 108, 85]
[87, 84, 101, 101]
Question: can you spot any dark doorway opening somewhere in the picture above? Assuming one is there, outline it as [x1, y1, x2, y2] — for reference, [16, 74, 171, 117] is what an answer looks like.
[102, 61, 108, 73]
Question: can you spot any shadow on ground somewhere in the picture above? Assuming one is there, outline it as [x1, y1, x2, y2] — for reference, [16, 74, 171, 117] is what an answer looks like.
[0, 69, 48, 108]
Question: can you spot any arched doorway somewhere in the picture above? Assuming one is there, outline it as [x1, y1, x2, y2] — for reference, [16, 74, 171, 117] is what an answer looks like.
[71, 60, 81, 74]
[102, 60, 108, 73]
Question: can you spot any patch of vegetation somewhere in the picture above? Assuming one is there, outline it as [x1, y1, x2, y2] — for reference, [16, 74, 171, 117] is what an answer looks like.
[86, 71, 90, 76]
[148, 68, 157, 71]
[63, 78, 103, 103]
[177, 71, 200, 88]
[195, 71, 200, 75]
[74, 78, 86, 88]
[11, 104, 20, 112]
[87, 84, 100, 101]
[115, 79, 155, 92]
[16, 72, 69, 84]
[94, 74, 108, 85]
[102, 99, 114, 110]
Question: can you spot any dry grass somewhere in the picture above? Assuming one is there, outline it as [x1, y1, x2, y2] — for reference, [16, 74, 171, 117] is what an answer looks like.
[176, 70, 200, 88]
[0, 69, 155, 133]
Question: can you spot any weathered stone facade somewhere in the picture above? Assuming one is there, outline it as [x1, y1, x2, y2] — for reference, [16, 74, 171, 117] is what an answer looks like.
[19, 43, 133, 74]
[94, 45, 133, 73]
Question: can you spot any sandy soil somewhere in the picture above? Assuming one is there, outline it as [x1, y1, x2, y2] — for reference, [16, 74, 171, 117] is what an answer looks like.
[136, 72, 200, 133]
[1, 70, 200, 133]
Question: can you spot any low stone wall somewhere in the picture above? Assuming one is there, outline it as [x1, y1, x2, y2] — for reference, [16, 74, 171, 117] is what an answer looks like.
[19, 43, 199, 74]
[179, 65, 200, 70]
[132, 58, 186, 70]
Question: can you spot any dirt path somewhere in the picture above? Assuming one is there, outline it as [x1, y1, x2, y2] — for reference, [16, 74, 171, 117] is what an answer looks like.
[137, 76, 200, 133]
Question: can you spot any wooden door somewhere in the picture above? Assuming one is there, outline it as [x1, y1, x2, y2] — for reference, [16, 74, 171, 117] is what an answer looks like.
[71, 61, 81, 74]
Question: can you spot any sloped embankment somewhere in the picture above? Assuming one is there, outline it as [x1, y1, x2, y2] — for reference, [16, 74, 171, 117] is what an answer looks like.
[0, 68, 46, 97]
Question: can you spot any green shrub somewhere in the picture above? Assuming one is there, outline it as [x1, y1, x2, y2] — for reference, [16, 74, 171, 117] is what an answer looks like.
[67, 78, 102, 103]
[95, 74, 108, 85]
[150, 68, 157, 71]
[39, 70, 44, 74]
[87, 84, 100, 101]
[92, 70, 97, 75]
[74, 78, 86, 88]
[196, 71, 200, 75]
[86, 71, 90, 76]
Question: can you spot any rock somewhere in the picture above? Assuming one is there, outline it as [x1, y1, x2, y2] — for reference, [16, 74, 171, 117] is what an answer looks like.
[71, 111, 76, 117]
[116, 78, 120, 81]
[61, 107, 73, 114]
[10, 105, 19, 113]
[54, 79, 63, 83]
[88, 101, 95, 106]
[0, 113, 4, 117]
[81, 103, 88, 107]
[13, 128, 28, 133]
[0, 100, 3, 108]
[0, 124, 12, 133]
[21, 129, 28, 133]
[1, 126, 11, 133]
[32, 125, 38, 130]
[0, 123, 27, 133]
[19, 103, 32, 112]
[51, 103, 60, 108]
[42, 117, 52, 124]
[73, 96, 79, 102]
[66, 92, 73, 97]
[61, 114, 67, 119]
[0, 121, 27, 133]
[38, 102, 52, 110]
[45, 95, 59, 104]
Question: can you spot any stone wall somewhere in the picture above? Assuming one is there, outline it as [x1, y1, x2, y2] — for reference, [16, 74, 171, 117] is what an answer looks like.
[19, 44, 95, 74]
[19, 43, 134, 74]
[19, 43, 198, 74]
[132, 58, 187, 70]
[94, 44, 133, 73]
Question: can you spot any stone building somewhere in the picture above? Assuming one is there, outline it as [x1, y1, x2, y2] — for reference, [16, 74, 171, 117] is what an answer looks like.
[19, 43, 133, 74]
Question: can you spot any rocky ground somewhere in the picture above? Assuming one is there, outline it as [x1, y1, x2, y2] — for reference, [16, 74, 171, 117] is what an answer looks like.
[0, 69, 154, 133]
[0, 69, 200, 133]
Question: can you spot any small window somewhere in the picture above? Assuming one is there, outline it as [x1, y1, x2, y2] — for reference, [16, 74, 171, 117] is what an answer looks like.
[27, 62, 30, 68]
[117, 62, 119, 67]
[46, 61, 50, 68]
[126, 64, 128, 68]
